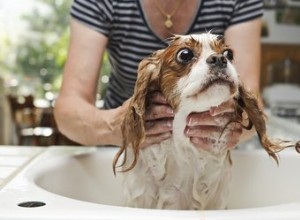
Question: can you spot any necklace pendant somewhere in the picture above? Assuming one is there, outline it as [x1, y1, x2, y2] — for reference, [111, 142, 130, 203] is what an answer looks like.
[164, 18, 173, 29]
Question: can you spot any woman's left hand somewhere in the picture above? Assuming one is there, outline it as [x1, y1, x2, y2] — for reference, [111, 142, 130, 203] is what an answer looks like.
[185, 99, 242, 151]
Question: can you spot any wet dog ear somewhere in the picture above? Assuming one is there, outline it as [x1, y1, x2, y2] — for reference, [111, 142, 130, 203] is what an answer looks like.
[113, 53, 162, 174]
[237, 84, 300, 163]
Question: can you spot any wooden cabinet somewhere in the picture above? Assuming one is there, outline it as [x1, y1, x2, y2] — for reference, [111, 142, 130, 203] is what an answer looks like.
[260, 43, 300, 89]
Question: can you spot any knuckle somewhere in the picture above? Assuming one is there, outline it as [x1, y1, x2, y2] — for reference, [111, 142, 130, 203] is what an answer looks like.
[145, 121, 154, 129]
[148, 105, 171, 119]
[146, 107, 160, 119]
[146, 120, 172, 135]
[147, 132, 171, 145]
[151, 91, 166, 104]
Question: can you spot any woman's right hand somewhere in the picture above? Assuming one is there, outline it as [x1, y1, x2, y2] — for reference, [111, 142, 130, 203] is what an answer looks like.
[140, 91, 174, 148]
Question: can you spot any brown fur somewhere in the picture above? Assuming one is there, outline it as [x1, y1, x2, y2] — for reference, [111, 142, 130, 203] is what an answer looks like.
[236, 84, 300, 164]
[113, 56, 162, 174]
[113, 36, 300, 174]
[113, 37, 203, 174]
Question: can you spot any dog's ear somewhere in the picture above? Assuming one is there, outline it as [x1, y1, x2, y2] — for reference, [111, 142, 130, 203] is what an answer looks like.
[237, 84, 300, 164]
[113, 52, 162, 174]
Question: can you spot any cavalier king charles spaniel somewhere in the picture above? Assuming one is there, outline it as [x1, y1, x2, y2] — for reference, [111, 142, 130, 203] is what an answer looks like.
[113, 33, 300, 210]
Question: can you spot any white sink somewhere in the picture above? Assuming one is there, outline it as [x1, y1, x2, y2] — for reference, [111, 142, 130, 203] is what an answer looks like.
[0, 145, 299, 220]
[0, 114, 300, 219]
[33, 147, 300, 210]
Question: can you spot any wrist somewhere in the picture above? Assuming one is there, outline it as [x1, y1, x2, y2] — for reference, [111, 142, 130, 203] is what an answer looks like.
[99, 106, 126, 146]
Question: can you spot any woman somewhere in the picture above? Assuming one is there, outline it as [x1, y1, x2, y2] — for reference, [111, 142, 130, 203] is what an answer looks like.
[54, 0, 262, 149]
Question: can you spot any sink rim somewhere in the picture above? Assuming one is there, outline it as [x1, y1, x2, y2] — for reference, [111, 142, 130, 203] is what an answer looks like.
[0, 146, 300, 220]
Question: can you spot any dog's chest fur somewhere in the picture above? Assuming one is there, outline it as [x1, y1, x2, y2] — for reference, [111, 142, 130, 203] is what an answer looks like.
[122, 91, 232, 210]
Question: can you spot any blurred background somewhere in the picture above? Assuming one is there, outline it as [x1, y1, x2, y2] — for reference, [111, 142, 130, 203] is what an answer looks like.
[0, 0, 110, 146]
[0, 0, 299, 146]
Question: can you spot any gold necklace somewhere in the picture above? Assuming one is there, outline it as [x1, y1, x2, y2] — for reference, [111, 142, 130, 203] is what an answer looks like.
[154, 0, 184, 29]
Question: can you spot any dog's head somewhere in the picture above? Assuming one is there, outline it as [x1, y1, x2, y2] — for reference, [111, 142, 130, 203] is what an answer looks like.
[113, 33, 300, 174]
[130, 33, 239, 112]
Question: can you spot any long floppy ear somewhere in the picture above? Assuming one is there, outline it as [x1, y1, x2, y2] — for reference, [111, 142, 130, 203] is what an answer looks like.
[113, 52, 163, 174]
[236, 84, 300, 164]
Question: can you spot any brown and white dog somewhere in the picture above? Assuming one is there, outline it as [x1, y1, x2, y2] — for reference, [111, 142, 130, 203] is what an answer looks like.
[113, 33, 299, 210]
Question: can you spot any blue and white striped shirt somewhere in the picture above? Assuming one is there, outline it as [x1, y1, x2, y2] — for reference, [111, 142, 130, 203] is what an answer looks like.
[71, 0, 263, 109]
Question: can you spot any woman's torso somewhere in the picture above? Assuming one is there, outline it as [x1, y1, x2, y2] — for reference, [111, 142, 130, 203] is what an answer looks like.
[71, 0, 263, 109]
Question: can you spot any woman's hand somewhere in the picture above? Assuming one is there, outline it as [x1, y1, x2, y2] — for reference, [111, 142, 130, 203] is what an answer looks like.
[140, 91, 174, 148]
[185, 99, 242, 151]
[137, 93, 242, 150]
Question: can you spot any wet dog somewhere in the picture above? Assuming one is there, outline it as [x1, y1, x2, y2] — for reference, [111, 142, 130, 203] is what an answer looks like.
[113, 33, 300, 210]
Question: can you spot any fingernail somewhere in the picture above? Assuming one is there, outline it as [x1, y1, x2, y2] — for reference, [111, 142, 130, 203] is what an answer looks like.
[210, 107, 217, 116]
[184, 127, 190, 135]
[167, 108, 174, 114]
[166, 120, 173, 127]
[188, 118, 193, 126]
[164, 132, 172, 138]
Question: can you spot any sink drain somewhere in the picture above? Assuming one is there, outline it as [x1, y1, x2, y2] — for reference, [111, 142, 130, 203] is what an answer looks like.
[18, 201, 46, 208]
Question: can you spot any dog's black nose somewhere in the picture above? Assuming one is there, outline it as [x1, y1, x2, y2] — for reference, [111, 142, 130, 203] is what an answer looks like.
[206, 54, 227, 68]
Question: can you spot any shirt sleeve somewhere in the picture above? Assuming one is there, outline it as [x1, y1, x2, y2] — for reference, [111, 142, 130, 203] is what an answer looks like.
[70, 0, 113, 37]
[230, 0, 263, 25]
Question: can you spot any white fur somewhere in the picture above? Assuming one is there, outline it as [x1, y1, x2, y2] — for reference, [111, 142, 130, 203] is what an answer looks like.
[122, 33, 239, 210]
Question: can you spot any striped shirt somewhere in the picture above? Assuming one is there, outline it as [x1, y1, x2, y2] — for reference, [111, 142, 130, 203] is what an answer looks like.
[71, 0, 263, 109]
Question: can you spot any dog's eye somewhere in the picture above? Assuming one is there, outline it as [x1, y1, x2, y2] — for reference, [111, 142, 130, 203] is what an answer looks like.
[223, 49, 234, 61]
[176, 48, 194, 64]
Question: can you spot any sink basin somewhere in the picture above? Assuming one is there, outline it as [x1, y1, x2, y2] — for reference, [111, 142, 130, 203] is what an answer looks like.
[0, 146, 300, 220]
[0, 114, 300, 219]
[33, 147, 300, 209]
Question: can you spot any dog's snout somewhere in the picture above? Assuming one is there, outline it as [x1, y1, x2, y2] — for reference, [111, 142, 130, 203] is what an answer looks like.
[206, 54, 227, 68]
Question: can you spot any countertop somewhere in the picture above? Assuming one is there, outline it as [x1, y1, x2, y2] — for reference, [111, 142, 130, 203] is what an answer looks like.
[0, 146, 44, 189]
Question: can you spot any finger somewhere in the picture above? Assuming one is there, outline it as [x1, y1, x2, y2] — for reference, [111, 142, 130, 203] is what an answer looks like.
[187, 112, 236, 127]
[148, 91, 168, 104]
[140, 132, 172, 149]
[213, 138, 240, 150]
[221, 122, 243, 139]
[186, 122, 242, 141]
[187, 111, 215, 126]
[219, 123, 243, 148]
[191, 137, 239, 151]
[210, 99, 235, 116]
[145, 104, 174, 120]
[145, 119, 173, 135]
[185, 125, 221, 139]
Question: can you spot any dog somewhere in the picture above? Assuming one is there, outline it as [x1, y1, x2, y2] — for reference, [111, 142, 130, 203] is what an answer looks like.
[113, 33, 300, 210]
